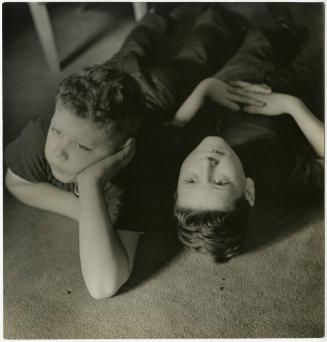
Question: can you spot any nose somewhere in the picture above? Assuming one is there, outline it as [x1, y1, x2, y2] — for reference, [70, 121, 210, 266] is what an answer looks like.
[52, 142, 68, 161]
[208, 157, 219, 167]
[200, 157, 219, 183]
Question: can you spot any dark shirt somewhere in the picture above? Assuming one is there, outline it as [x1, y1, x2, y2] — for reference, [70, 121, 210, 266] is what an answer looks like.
[132, 106, 324, 208]
[4, 115, 139, 231]
[3, 110, 214, 233]
[114, 109, 218, 232]
[219, 108, 324, 199]
[4, 115, 76, 191]
[4, 109, 323, 233]
[120, 104, 324, 235]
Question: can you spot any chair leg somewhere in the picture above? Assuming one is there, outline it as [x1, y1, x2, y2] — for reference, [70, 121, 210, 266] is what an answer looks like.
[132, 2, 148, 21]
[28, 3, 60, 73]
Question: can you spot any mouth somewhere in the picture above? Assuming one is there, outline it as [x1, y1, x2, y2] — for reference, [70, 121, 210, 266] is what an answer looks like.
[202, 150, 225, 157]
[199, 151, 224, 162]
[208, 149, 225, 155]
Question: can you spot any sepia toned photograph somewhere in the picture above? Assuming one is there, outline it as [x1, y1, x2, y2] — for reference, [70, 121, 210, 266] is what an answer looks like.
[3, 1, 324, 339]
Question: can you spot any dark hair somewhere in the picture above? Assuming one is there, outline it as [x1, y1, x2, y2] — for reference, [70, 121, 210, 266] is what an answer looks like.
[56, 65, 145, 139]
[174, 196, 251, 262]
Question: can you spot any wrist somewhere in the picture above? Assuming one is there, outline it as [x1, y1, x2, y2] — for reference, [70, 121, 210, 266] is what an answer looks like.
[78, 175, 102, 191]
[200, 78, 215, 95]
[285, 96, 305, 118]
[71, 195, 80, 221]
[169, 119, 187, 127]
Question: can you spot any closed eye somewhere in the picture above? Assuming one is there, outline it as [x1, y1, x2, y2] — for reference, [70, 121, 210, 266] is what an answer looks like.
[51, 126, 62, 136]
[77, 143, 92, 152]
[70, 140, 92, 151]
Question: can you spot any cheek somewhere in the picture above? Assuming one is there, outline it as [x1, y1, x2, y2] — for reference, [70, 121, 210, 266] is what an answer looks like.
[178, 165, 188, 185]
[180, 155, 196, 173]
[44, 133, 54, 158]
[230, 159, 246, 183]
[68, 153, 98, 173]
[70, 149, 111, 174]
[175, 188, 187, 206]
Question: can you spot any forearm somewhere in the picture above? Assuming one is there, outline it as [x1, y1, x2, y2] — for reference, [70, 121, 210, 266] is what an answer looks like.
[5, 172, 79, 220]
[288, 99, 324, 158]
[172, 79, 209, 126]
[78, 180, 131, 299]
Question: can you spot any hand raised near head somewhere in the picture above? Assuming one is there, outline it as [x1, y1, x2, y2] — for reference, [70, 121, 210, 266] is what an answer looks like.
[77, 138, 136, 186]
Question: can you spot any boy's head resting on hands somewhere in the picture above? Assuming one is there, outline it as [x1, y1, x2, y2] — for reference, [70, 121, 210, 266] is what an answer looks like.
[45, 65, 145, 183]
[174, 136, 255, 261]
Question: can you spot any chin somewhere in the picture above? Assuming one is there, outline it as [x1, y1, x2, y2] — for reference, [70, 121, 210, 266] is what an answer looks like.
[51, 168, 76, 183]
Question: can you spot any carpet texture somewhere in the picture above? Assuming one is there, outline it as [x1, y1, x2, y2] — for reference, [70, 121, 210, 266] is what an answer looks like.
[3, 189, 324, 338]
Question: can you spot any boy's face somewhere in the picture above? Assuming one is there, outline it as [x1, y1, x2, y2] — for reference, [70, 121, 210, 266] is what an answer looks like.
[45, 103, 121, 183]
[177, 137, 248, 211]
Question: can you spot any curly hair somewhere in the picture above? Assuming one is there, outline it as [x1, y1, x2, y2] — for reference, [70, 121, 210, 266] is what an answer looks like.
[56, 65, 145, 139]
[174, 195, 251, 262]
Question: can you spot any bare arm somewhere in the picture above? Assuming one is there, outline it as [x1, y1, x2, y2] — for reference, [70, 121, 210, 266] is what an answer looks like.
[5, 168, 79, 220]
[78, 178, 140, 299]
[172, 78, 268, 126]
[172, 79, 210, 126]
[76, 138, 140, 299]
[287, 100, 324, 159]
[6, 139, 141, 299]
[228, 82, 324, 159]
[172, 29, 275, 127]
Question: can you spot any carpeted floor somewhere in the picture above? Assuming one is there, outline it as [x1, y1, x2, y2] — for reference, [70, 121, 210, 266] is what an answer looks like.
[3, 188, 324, 338]
[3, 2, 324, 339]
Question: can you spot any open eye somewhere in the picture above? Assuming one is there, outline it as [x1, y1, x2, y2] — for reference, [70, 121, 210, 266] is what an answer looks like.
[184, 178, 195, 184]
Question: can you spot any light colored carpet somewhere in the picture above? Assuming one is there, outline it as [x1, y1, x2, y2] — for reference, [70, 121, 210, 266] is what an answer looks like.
[3, 189, 324, 338]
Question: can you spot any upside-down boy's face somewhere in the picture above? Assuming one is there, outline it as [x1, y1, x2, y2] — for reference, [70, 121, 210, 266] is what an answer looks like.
[45, 102, 121, 183]
[177, 136, 251, 211]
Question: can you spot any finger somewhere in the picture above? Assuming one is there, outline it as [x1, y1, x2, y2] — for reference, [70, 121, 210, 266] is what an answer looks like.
[123, 137, 134, 148]
[228, 86, 252, 96]
[243, 105, 266, 114]
[120, 138, 136, 162]
[227, 93, 265, 106]
[124, 141, 136, 165]
[229, 80, 271, 91]
[259, 83, 272, 90]
[220, 99, 240, 111]
[109, 139, 135, 166]
[105, 143, 135, 178]
[228, 85, 271, 96]
[118, 138, 135, 156]
[228, 80, 251, 87]
[246, 84, 272, 94]
[229, 81, 272, 95]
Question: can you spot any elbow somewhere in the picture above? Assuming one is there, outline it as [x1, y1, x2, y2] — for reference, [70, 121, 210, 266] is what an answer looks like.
[5, 170, 14, 193]
[5, 169, 28, 198]
[88, 286, 119, 300]
[86, 272, 131, 300]
[5, 176, 19, 199]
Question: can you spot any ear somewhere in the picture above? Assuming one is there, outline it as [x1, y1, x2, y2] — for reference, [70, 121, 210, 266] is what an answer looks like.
[244, 177, 255, 207]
